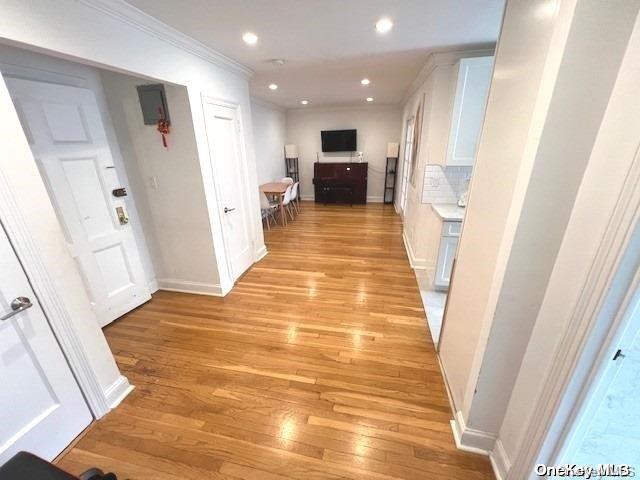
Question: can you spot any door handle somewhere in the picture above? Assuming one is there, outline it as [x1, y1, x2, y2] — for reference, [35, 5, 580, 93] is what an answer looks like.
[1, 296, 33, 321]
[224, 207, 236, 214]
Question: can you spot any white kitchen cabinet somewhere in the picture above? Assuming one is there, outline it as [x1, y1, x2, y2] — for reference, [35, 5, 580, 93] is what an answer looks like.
[445, 56, 494, 166]
[434, 221, 461, 290]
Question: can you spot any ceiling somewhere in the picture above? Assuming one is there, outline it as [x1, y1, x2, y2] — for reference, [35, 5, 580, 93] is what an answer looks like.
[125, 0, 504, 109]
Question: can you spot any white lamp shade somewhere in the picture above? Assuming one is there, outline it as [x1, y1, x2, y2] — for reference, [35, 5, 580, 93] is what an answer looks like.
[387, 142, 400, 158]
[285, 144, 298, 158]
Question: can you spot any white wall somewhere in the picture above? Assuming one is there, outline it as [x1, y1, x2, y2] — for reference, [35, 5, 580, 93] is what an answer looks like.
[0, 0, 264, 402]
[438, 0, 560, 419]
[0, 0, 265, 297]
[251, 98, 286, 185]
[463, 0, 639, 439]
[432, 1, 640, 476]
[500, 13, 640, 473]
[101, 71, 222, 294]
[286, 106, 401, 202]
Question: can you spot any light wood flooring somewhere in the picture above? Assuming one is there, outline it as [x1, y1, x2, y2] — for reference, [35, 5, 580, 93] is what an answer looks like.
[58, 202, 494, 480]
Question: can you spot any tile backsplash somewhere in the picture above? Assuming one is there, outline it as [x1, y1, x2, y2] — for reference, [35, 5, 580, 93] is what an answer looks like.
[421, 165, 472, 204]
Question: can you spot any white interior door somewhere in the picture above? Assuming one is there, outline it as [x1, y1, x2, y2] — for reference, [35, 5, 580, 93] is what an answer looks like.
[6, 77, 150, 327]
[559, 294, 640, 471]
[202, 101, 253, 282]
[400, 117, 414, 214]
[0, 223, 92, 464]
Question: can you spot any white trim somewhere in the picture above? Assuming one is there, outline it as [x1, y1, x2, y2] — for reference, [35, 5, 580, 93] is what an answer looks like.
[0, 172, 111, 418]
[490, 439, 511, 480]
[402, 231, 428, 270]
[255, 245, 268, 262]
[147, 279, 159, 294]
[78, 0, 252, 79]
[104, 375, 134, 409]
[450, 410, 496, 455]
[157, 278, 224, 297]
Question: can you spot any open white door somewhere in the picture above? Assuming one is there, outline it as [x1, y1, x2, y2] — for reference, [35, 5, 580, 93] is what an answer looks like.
[202, 101, 253, 282]
[6, 77, 150, 327]
[0, 224, 92, 463]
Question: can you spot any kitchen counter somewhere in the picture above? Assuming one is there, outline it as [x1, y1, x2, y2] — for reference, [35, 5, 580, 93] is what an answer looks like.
[431, 203, 465, 221]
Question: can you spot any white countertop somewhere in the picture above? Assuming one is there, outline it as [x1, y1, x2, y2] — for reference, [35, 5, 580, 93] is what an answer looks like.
[431, 203, 465, 221]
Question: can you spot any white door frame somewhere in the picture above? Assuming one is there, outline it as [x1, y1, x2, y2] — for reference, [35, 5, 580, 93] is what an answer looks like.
[200, 94, 256, 288]
[505, 23, 640, 476]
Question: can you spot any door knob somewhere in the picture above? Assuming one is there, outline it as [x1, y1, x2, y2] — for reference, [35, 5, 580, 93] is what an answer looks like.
[1, 296, 33, 321]
[224, 207, 236, 214]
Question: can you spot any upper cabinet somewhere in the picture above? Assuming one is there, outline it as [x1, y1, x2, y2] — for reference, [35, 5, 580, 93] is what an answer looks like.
[445, 56, 494, 166]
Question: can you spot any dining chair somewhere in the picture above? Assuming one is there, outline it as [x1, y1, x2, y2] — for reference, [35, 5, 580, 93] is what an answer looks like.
[291, 181, 301, 214]
[260, 190, 277, 230]
[282, 185, 295, 224]
[281, 177, 294, 184]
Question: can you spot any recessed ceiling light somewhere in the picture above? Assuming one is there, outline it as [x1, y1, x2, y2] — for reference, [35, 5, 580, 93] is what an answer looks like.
[268, 83, 278, 90]
[361, 78, 371, 86]
[366, 97, 374, 102]
[242, 32, 258, 45]
[301, 100, 309, 105]
[375, 18, 393, 34]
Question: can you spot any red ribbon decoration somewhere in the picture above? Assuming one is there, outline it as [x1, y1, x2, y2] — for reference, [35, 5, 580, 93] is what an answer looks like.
[157, 106, 170, 149]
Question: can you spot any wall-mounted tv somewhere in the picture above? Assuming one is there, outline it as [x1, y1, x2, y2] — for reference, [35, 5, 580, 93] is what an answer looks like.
[321, 129, 357, 152]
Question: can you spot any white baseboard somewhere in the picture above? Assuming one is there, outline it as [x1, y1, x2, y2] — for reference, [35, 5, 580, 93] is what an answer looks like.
[402, 231, 428, 270]
[450, 410, 497, 455]
[255, 244, 268, 262]
[157, 278, 224, 297]
[147, 278, 159, 293]
[104, 375, 134, 410]
[490, 438, 511, 480]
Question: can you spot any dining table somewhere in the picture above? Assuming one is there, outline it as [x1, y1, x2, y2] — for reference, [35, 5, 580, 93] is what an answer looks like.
[260, 182, 289, 226]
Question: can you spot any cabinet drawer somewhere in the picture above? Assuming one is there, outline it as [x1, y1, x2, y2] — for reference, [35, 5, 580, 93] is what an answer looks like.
[443, 221, 462, 237]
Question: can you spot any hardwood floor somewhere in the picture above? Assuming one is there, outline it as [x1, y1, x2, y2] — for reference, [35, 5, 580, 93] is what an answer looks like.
[58, 202, 494, 480]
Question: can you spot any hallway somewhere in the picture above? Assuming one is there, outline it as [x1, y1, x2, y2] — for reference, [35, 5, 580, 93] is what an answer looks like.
[57, 202, 493, 479]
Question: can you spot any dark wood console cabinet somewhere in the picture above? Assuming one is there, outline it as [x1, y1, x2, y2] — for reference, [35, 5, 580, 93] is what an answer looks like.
[312, 162, 368, 204]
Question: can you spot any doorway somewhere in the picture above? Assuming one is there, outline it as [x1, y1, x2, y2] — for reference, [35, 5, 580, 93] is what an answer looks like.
[399, 117, 414, 215]
[202, 99, 254, 282]
[555, 283, 640, 474]
[7, 77, 151, 327]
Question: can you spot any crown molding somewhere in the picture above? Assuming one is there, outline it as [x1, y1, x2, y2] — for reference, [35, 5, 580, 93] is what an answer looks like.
[78, 0, 253, 79]
[401, 47, 495, 105]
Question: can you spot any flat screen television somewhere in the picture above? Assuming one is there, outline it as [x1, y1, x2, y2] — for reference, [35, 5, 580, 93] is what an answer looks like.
[321, 129, 357, 152]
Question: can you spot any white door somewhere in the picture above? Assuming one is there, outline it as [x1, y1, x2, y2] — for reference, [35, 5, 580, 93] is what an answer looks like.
[558, 295, 640, 472]
[0, 224, 92, 464]
[202, 101, 253, 281]
[6, 78, 150, 327]
[400, 117, 414, 215]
